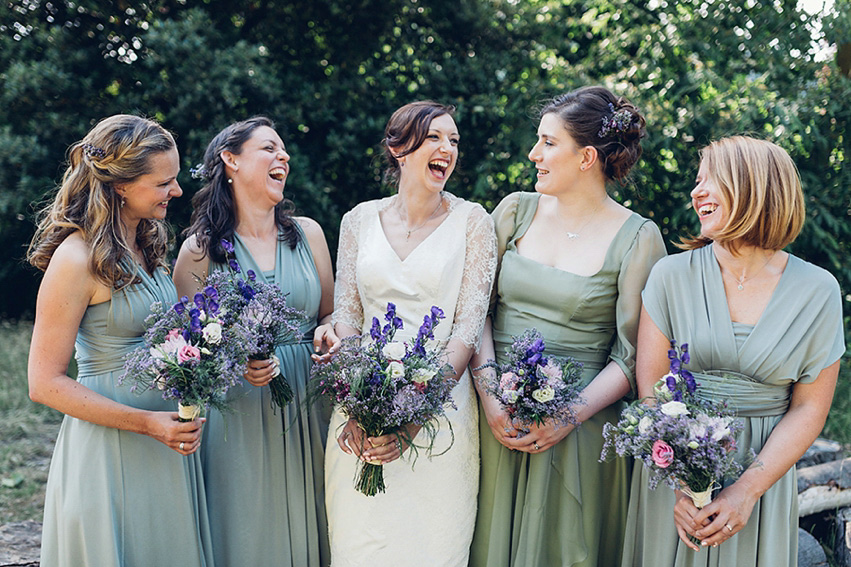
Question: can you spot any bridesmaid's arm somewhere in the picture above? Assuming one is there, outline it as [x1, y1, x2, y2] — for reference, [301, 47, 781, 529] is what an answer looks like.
[689, 360, 839, 548]
[471, 317, 520, 447]
[29, 235, 204, 455]
[298, 216, 340, 361]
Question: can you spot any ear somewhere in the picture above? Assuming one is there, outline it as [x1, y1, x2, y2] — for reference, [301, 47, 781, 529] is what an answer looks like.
[220, 150, 239, 173]
[580, 146, 599, 171]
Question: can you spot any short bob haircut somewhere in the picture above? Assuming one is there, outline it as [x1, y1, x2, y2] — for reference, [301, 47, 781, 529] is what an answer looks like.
[680, 136, 805, 253]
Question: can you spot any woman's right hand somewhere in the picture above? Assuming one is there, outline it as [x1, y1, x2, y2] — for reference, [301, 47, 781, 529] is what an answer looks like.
[480, 394, 519, 448]
[336, 418, 371, 458]
[243, 357, 279, 387]
[147, 411, 206, 455]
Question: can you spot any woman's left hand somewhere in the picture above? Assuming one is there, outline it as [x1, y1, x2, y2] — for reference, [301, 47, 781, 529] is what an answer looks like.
[676, 481, 758, 550]
[311, 323, 341, 363]
[502, 419, 575, 454]
[363, 423, 422, 464]
[243, 356, 279, 387]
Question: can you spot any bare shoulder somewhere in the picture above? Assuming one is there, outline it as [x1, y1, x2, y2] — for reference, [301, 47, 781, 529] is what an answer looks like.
[294, 216, 325, 238]
[179, 233, 205, 257]
[43, 232, 105, 303]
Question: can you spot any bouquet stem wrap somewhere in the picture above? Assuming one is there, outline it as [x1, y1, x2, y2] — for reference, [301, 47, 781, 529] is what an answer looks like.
[178, 402, 201, 422]
[682, 484, 713, 509]
[356, 423, 387, 496]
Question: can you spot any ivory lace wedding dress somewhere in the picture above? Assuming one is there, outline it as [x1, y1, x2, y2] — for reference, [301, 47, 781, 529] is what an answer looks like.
[325, 192, 497, 567]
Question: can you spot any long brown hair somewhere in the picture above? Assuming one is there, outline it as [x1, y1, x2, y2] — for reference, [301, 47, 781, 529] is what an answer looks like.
[27, 114, 175, 287]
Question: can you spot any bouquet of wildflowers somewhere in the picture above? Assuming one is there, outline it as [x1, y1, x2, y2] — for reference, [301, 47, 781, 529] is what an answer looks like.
[477, 329, 584, 433]
[309, 302, 455, 496]
[121, 286, 248, 420]
[601, 341, 752, 514]
[206, 239, 307, 409]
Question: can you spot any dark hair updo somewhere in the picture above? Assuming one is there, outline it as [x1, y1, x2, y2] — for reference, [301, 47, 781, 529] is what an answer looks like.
[381, 100, 456, 187]
[540, 86, 646, 181]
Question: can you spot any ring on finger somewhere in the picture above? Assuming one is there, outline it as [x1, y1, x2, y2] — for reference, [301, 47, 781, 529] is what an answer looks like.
[395, 440, 402, 451]
[179, 441, 185, 451]
[533, 442, 540, 450]
[725, 524, 733, 533]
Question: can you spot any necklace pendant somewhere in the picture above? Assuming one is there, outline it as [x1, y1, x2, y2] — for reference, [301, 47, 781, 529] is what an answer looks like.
[567, 232, 579, 240]
[737, 283, 744, 291]
[405, 230, 411, 240]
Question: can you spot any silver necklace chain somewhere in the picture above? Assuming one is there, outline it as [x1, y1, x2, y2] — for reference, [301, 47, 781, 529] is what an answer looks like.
[396, 195, 444, 240]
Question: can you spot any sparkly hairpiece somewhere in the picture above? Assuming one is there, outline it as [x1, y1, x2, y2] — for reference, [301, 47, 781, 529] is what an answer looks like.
[598, 103, 634, 139]
[190, 163, 210, 180]
[82, 142, 106, 159]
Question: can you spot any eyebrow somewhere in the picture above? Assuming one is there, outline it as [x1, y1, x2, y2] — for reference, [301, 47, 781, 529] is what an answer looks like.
[429, 128, 460, 139]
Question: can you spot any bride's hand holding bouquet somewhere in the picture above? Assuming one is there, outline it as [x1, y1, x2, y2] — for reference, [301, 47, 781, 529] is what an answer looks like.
[309, 302, 455, 496]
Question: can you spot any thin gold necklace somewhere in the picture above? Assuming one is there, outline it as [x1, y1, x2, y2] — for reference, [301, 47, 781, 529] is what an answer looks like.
[396, 195, 444, 240]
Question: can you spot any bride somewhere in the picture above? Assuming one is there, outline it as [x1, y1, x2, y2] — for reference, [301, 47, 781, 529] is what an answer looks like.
[324, 100, 497, 566]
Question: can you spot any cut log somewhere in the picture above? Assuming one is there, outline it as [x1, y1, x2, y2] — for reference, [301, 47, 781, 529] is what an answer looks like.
[798, 458, 851, 517]
[836, 508, 851, 567]
[797, 438, 846, 468]
[0, 520, 41, 567]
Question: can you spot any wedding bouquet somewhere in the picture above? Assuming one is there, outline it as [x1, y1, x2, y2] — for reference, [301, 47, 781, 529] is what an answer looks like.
[309, 302, 455, 496]
[601, 341, 751, 514]
[477, 329, 584, 433]
[121, 285, 248, 420]
[206, 238, 307, 409]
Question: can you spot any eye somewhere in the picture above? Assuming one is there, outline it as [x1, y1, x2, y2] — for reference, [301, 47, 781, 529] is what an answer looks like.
[544, 140, 554, 147]
[426, 134, 439, 140]
[450, 138, 459, 146]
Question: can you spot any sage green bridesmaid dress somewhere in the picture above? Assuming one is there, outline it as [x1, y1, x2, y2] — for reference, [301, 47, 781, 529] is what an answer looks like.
[621, 244, 844, 567]
[201, 228, 329, 567]
[470, 192, 666, 567]
[40, 264, 214, 567]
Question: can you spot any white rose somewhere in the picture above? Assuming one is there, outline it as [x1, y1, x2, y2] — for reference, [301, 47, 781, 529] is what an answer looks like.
[660, 401, 690, 417]
[202, 322, 223, 344]
[502, 389, 520, 404]
[531, 386, 555, 403]
[382, 341, 407, 361]
[638, 415, 654, 434]
[412, 367, 437, 384]
[388, 360, 405, 379]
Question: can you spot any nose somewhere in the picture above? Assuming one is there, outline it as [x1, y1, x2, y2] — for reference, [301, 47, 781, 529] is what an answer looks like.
[690, 182, 704, 200]
[278, 148, 290, 162]
[172, 180, 183, 197]
[528, 141, 541, 162]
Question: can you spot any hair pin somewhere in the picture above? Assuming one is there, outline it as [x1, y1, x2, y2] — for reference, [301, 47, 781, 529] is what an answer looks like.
[82, 142, 106, 159]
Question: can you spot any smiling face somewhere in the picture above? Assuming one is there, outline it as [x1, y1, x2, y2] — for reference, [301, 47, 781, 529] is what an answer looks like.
[118, 147, 182, 222]
[395, 113, 459, 193]
[691, 159, 731, 240]
[528, 112, 585, 195]
[227, 125, 290, 204]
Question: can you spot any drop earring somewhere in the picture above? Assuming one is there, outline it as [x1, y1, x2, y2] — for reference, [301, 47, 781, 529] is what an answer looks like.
[120, 195, 126, 208]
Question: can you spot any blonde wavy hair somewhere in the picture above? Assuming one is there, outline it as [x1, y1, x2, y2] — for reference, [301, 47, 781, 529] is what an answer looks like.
[27, 114, 176, 287]
[680, 136, 805, 253]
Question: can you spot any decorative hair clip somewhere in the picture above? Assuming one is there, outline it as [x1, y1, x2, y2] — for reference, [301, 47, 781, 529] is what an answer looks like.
[190, 163, 210, 180]
[82, 142, 106, 159]
[598, 103, 634, 139]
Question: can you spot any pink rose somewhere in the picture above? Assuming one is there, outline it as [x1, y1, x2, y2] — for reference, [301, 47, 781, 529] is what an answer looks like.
[499, 372, 518, 390]
[651, 439, 674, 468]
[177, 344, 201, 364]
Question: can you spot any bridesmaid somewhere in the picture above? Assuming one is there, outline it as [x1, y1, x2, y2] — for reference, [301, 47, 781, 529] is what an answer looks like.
[27, 115, 213, 566]
[325, 101, 497, 566]
[621, 136, 843, 566]
[174, 116, 337, 567]
[470, 86, 666, 567]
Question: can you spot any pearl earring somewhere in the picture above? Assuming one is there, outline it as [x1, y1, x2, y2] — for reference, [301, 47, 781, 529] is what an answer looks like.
[227, 178, 233, 184]
[120, 195, 126, 208]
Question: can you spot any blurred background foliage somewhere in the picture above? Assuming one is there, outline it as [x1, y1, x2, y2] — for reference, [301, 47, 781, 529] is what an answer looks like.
[1, 0, 849, 325]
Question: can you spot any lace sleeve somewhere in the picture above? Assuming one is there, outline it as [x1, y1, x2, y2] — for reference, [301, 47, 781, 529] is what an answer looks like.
[450, 203, 498, 351]
[609, 220, 667, 396]
[331, 206, 364, 332]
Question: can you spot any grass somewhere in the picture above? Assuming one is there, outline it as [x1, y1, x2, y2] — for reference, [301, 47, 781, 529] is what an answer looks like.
[0, 320, 849, 527]
[0, 320, 62, 524]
